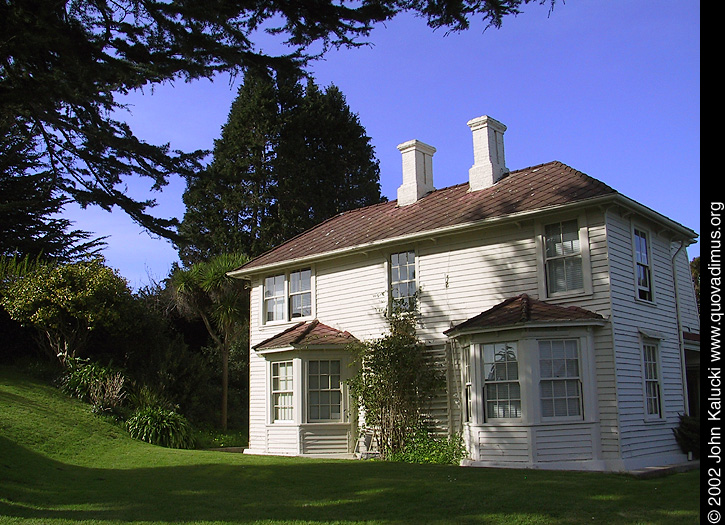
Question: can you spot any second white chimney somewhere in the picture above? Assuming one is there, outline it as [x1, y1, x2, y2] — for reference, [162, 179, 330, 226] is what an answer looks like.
[397, 139, 436, 206]
[467, 116, 508, 191]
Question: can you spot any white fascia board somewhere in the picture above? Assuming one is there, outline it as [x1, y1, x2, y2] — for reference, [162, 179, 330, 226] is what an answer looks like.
[227, 193, 697, 280]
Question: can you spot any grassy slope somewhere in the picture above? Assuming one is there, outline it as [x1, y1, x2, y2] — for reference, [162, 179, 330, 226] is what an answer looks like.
[0, 366, 700, 525]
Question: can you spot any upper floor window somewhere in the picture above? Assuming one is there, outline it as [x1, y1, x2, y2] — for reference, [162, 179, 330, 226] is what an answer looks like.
[264, 269, 312, 323]
[634, 228, 653, 302]
[481, 342, 521, 420]
[544, 220, 583, 295]
[289, 269, 312, 319]
[264, 274, 286, 322]
[539, 339, 582, 419]
[390, 251, 416, 309]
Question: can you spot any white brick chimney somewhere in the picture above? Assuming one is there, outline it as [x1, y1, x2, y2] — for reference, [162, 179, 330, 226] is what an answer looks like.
[396, 139, 436, 206]
[467, 116, 509, 191]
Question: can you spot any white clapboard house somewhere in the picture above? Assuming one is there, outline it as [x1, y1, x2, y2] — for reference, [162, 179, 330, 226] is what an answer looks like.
[229, 116, 700, 471]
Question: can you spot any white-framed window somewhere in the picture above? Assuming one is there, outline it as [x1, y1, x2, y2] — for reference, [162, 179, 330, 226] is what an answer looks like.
[263, 268, 313, 323]
[481, 342, 521, 420]
[539, 339, 583, 419]
[307, 360, 342, 422]
[642, 341, 663, 418]
[544, 219, 584, 296]
[289, 269, 312, 319]
[634, 228, 654, 302]
[462, 345, 472, 423]
[271, 361, 294, 422]
[390, 250, 416, 308]
[264, 274, 286, 322]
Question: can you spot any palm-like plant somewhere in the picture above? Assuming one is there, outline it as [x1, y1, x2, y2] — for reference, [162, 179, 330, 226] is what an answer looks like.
[170, 252, 249, 430]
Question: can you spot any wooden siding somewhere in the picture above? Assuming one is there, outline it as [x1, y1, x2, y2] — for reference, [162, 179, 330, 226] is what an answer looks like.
[476, 427, 531, 463]
[606, 209, 688, 461]
[301, 425, 351, 454]
[533, 424, 595, 462]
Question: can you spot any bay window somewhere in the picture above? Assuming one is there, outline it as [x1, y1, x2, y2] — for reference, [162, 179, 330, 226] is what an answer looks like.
[307, 360, 342, 422]
[481, 342, 521, 420]
[271, 361, 294, 421]
[539, 339, 582, 419]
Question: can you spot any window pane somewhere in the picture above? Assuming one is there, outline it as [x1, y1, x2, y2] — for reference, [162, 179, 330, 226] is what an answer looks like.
[481, 343, 521, 420]
[539, 340, 582, 419]
[308, 359, 343, 422]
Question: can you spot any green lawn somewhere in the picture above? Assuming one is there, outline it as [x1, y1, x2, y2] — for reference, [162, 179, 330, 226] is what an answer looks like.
[0, 366, 700, 524]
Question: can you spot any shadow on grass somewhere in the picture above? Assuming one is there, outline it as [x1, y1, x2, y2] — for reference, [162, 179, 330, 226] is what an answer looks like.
[0, 436, 699, 524]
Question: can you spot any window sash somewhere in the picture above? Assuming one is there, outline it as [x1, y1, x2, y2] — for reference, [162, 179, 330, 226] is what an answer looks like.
[481, 343, 521, 420]
[272, 361, 293, 421]
[539, 339, 582, 419]
[264, 274, 286, 322]
[390, 251, 416, 306]
[544, 220, 583, 295]
[643, 344, 662, 417]
[634, 229, 653, 301]
[308, 360, 342, 422]
[264, 269, 312, 322]
[289, 269, 312, 319]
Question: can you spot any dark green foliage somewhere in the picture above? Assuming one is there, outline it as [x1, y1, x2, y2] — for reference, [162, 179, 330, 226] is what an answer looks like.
[673, 415, 699, 459]
[348, 310, 444, 459]
[387, 427, 467, 465]
[0, 119, 106, 261]
[178, 70, 384, 263]
[2, 0, 546, 241]
[126, 406, 196, 449]
[170, 253, 250, 430]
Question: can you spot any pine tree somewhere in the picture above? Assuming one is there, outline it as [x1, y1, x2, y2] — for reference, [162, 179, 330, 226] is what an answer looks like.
[178, 70, 384, 263]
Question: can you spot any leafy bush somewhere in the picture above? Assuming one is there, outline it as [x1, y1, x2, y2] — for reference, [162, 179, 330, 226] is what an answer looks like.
[387, 428, 467, 465]
[673, 414, 700, 459]
[59, 357, 127, 415]
[126, 406, 195, 449]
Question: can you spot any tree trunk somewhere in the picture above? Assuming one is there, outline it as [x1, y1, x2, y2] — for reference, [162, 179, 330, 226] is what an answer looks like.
[221, 344, 229, 431]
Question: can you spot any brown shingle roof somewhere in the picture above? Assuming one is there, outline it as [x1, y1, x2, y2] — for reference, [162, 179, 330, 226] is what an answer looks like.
[236, 161, 617, 273]
[444, 294, 606, 335]
[253, 320, 358, 351]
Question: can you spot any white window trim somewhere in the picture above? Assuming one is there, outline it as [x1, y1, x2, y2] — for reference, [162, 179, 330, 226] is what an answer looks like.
[388, 248, 418, 311]
[266, 352, 351, 427]
[261, 267, 316, 326]
[535, 213, 593, 299]
[632, 225, 656, 304]
[537, 338, 585, 422]
[641, 339, 665, 421]
[305, 357, 348, 424]
[462, 329, 597, 427]
[269, 359, 295, 424]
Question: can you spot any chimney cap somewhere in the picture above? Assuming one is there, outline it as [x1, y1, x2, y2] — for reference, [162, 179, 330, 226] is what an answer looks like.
[467, 115, 507, 132]
[397, 139, 437, 155]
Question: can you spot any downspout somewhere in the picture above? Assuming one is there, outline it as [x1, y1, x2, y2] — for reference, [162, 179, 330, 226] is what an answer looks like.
[671, 240, 690, 416]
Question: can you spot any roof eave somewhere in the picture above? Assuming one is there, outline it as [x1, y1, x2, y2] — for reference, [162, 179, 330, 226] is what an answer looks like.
[444, 318, 609, 338]
[227, 192, 698, 280]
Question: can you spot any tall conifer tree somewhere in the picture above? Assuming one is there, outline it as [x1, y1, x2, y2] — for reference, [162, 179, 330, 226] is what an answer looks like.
[178, 70, 384, 263]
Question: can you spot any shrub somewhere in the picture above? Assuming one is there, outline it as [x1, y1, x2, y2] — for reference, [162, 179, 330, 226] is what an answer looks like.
[673, 414, 700, 459]
[88, 371, 126, 415]
[387, 428, 467, 465]
[60, 357, 117, 401]
[126, 406, 195, 449]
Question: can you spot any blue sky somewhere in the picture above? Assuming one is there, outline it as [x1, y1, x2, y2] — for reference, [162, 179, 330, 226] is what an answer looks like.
[63, 0, 700, 289]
